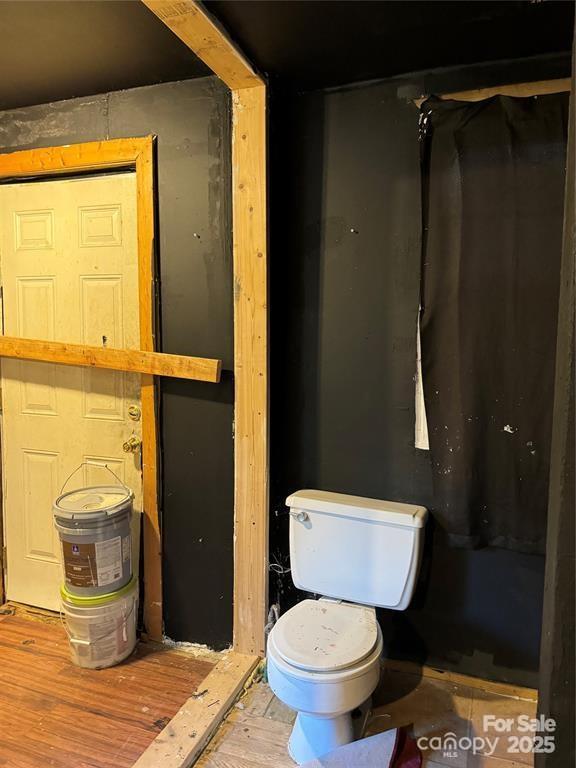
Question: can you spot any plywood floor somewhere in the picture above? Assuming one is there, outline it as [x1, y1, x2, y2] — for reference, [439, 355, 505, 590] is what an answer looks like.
[197, 665, 538, 768]
[0, 610, 216, 768]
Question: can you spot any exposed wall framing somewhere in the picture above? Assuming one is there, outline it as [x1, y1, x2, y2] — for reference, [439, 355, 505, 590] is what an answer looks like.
[142, 0, 269, 657]
[0, 137, 222, 640]
[230, 84, 268, 657]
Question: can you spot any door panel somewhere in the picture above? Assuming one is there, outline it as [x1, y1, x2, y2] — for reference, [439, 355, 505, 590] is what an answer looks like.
[0, 172, 142, 610]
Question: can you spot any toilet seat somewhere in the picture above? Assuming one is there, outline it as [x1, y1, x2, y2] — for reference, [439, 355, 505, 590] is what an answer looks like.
[269, 599, 378, 673]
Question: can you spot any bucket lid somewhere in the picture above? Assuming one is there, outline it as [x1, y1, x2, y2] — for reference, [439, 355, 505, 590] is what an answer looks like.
[60, 576, 138, 607]
[54, 485, 133, 521]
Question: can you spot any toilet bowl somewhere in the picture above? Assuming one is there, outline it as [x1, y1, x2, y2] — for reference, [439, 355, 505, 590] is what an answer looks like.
[267, 599, 383, 764]
[268, 489, 427, 764]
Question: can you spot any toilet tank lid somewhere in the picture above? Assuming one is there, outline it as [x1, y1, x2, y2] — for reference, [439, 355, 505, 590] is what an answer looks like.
[286, 489, 427, 528]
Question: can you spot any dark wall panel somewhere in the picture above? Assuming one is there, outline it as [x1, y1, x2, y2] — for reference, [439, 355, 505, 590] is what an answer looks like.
[0, 94, 109, 147]
[270, 77, 545, 687]
[380, 542, 545, 684]
[108, 82, 233, 364]
[270, 83, 432, 506]
[107, 80, 234, 648]
[0, 77, 234, 649]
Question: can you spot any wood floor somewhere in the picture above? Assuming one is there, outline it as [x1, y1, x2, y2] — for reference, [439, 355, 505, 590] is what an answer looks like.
[197, 665, 538, 768]
[0, 608, 540, 768]
[0, 610, 216, 768]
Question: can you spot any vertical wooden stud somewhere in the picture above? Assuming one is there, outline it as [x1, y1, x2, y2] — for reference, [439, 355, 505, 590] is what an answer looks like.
[140, 0, 270, 655]
[136, 141, 163, 640]
[232, 85, 268, 656]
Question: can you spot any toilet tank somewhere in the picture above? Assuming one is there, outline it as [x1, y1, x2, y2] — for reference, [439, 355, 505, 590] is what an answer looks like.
[287, 490, 427, 610]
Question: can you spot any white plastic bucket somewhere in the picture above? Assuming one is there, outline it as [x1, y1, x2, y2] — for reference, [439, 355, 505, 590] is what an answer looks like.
[60, 577, 138, 669]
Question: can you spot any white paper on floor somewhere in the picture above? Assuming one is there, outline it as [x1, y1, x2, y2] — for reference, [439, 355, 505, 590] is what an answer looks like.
[300, 728, 398, 768]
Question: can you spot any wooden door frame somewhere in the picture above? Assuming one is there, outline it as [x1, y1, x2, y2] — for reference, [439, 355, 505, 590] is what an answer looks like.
[142, 0, 270, 656]
[0, 138, 165, 636]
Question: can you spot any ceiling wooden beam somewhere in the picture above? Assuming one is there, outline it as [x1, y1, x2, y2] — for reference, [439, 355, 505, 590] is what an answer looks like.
[141, 0, 263, 89]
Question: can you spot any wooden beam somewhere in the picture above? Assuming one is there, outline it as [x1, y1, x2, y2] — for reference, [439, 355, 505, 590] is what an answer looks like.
[0, 337, 221, 382]
[0, 433, 4, 604]
[141, 0, 263, 89]
[414, 77, 571, 108]
[0, 137, 149, 177]
[132, 651, 260, 768]
[232, 85, 268, 657]
[441, 77, 571, 102]
[140, 0, 270, 657]
[135, 137, 162, 642]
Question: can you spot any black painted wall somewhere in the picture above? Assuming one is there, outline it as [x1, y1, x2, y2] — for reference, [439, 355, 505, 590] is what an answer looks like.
[269, 70, 561, 687]
[0, 77, 234, 649]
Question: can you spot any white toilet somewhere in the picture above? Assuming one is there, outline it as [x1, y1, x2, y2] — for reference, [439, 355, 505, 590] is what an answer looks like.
[266, 489, 427, 764]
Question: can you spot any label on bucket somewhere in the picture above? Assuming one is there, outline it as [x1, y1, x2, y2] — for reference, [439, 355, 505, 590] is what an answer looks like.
[95, 536, 123, 587]
[62, 535, 124, 588]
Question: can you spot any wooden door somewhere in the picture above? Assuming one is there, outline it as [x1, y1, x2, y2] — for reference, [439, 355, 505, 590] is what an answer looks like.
[0, 172, 142, 610]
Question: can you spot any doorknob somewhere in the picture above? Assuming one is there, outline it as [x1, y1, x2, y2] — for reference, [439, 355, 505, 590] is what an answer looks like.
[123, 436, 142, 454]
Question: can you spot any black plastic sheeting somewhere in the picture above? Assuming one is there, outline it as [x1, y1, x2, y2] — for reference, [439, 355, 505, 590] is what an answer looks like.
[420, 93, 569, 554]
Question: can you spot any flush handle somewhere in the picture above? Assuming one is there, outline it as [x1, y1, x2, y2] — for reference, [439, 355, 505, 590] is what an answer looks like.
[289, 509, 309, 523]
